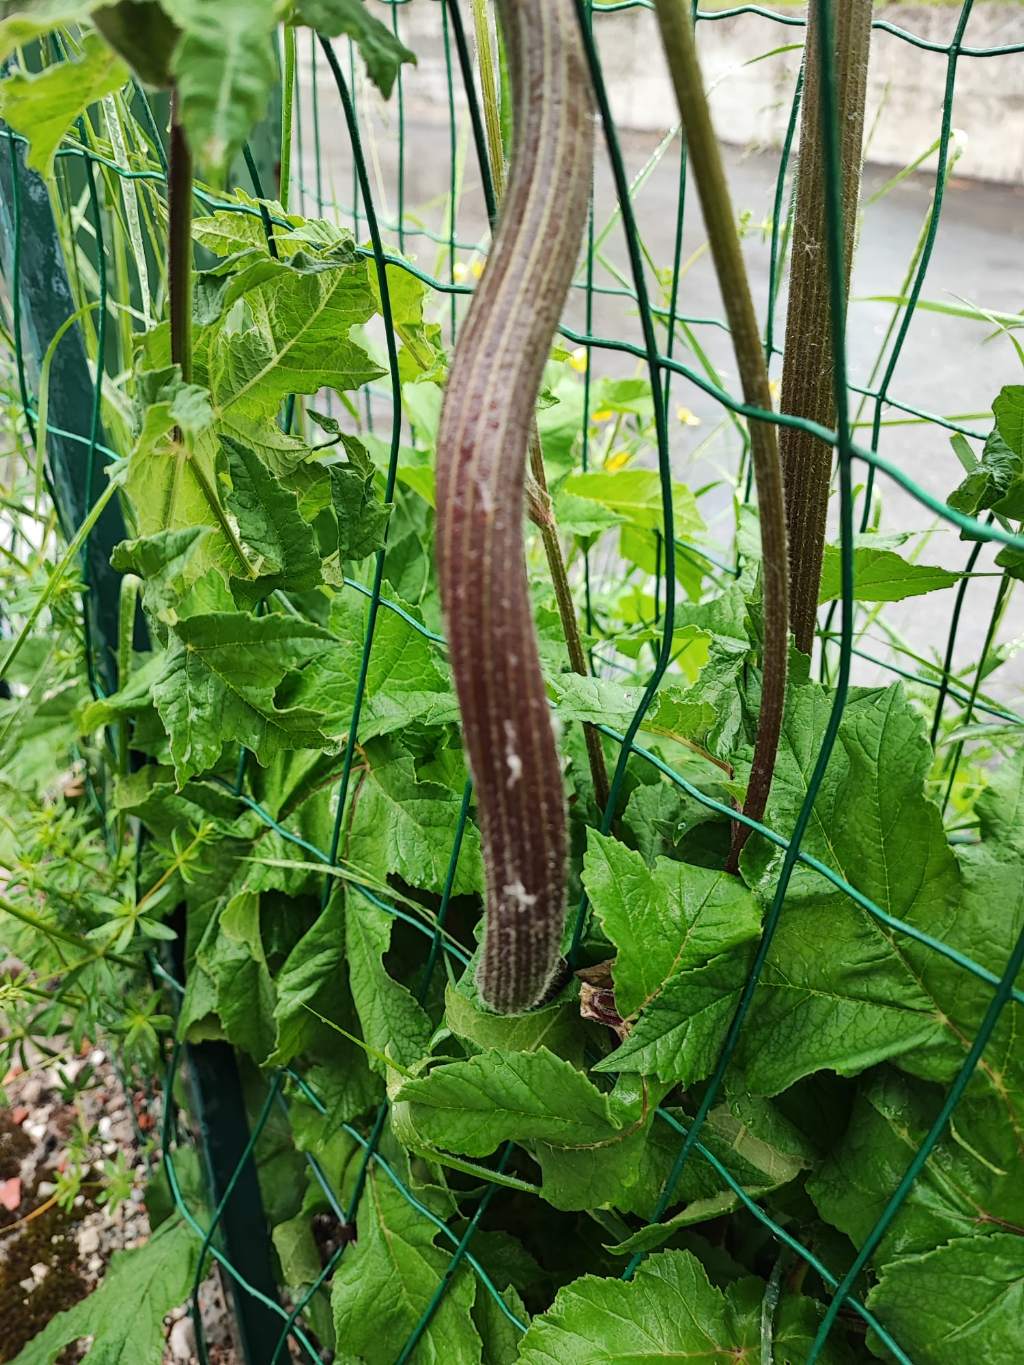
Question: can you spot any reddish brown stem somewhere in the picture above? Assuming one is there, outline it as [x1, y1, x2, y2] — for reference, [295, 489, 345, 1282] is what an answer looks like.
[167, 89, 192, 385]
[435, 0, 594, 1012]
[781, 0, 872, 654]
[651, 0, 790, 873]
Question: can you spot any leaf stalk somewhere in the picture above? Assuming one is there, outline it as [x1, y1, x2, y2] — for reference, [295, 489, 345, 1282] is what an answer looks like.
[780, 0, 872, 654]
[651, 0, 789, 871]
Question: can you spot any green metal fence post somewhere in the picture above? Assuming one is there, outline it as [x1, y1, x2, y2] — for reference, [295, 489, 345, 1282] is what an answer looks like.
[0, 118, 284, 1365]
[0, 132, 125, 692]
[187, 1042, 287, 1364]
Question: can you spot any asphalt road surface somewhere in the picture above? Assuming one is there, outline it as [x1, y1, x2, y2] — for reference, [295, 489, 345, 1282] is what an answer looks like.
[297, 109, 1024, 705]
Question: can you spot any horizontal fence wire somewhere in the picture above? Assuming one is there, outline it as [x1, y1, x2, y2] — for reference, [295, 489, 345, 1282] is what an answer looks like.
[2, 1, 1023, 1362]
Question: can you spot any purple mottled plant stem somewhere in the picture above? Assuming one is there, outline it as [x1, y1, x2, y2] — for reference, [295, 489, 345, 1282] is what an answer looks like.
[435, 0, 594, 1013]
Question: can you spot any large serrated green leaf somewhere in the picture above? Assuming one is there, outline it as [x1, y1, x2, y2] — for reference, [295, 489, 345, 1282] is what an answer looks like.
[0, 31, 128, 174]
[207, 255, 383, 418]
[534, 1076, 670, 1216]
[592, 950, 754, 1086]
[122, 371, 219, 539]
[202, 889, 276, 1062]
[152, 611, 335, 783]
[269, 889, 348, 1066]
[808, 1070, 1024, 1269]
[345, 892, 432, 1076]
[734, 682, 1011, 1096]
[473, 1282, 527, 1365]
[222, 434, 322, 604]
[549, 641, 712, 734]
[582, 830, 761, 1020]
[328, 431, 392, 562]
[515, 1249, 850, 1364]
[294, 0, 416, 98]
[0, 1, 98, 62]
[111, 525, 219, 621]
[346, 742, 482, 896]
[994, 384, 1024, 456]
[161, 0, 276, 177]
[330, 1167, 480, 1365]
[949, 386, 1024, 523]
[868, 1233, 1023, 1365]
[289, 592, 457, 742]
[562, 469, 705, 537]
[818, 543, 961, 603]
[606, 1098, 811, 1253]
[395, 1048, 630, 1157]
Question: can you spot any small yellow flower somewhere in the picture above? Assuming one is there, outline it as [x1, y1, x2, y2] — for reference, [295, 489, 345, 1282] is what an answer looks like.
[592, 408, 615, 424]
[676, 406, 701, 427]
[606, 449, 632, 471]
[768, 379, 781, 401]
[568, 346, 588, 374]
[470, 260, 484, 279]
[452, 261, 468, 283]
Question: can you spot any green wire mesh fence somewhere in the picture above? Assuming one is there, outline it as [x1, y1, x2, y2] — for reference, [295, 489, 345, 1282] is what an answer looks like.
[2, 1, 1024, 1362]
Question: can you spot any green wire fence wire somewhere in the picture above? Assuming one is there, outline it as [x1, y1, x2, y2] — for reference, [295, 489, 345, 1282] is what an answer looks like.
[3, 1, 1024, 1361]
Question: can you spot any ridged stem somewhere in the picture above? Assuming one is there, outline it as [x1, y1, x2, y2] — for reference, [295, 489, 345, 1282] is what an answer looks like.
[436, 0, 594, 1012]
[529, 431, 611, 815]
[470, 0, 506, 200]
[651, 0, 789, 872]
[280, 25, 296, 212]
[167, 88, 192, 384]
[474, 0, 610, 815]
[781, 0, 872, 654]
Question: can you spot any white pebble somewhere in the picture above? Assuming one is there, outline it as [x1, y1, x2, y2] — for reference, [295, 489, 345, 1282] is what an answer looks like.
[169, 1315, 196, 1362]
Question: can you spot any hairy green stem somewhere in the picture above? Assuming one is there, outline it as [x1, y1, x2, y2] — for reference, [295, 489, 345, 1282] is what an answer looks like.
[652, 0, 789, 872]
[528, 432, 611, 815]
[0, 891, 135, 969]
[0, 473, 123, 685]
[280, 25, 296, 212]
[781, 0, 872, 654]
[470, 0, 506, 201]
[436, 0, 594, 1012]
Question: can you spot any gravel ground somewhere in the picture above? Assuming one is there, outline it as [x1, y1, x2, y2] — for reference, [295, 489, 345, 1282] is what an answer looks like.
[303, 96, 1024, 703]
[1, 1038, 238, 1365]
